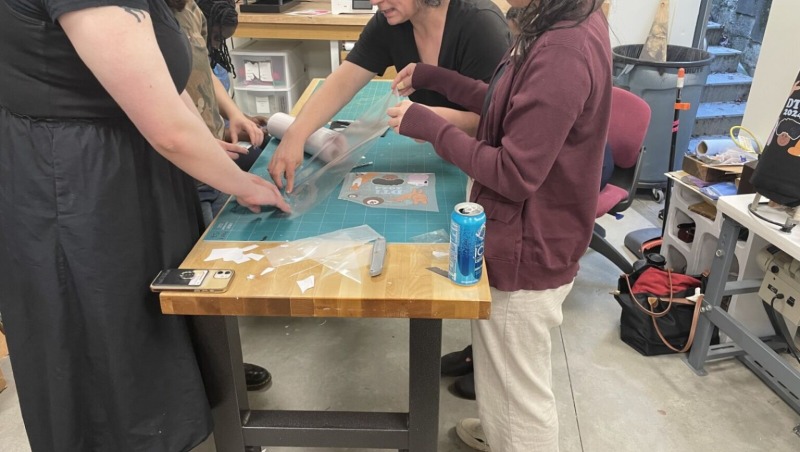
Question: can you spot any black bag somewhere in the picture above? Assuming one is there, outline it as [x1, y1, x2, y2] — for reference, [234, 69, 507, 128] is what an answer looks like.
[613, 265, 706, 356]
[750, 68, 800, 207]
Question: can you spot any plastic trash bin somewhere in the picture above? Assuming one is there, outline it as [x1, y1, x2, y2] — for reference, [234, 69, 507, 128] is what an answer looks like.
[612, 45, 713, 198]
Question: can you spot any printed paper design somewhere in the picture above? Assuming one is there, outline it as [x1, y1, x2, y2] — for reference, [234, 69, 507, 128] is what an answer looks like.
[338, 172, 438, 212]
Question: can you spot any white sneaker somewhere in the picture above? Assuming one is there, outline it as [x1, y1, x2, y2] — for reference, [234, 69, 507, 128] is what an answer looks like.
[456, 418, 490, 451]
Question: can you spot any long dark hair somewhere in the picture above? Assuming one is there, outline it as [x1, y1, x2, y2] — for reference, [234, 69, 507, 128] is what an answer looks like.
[196, 0, 238, 75]
[512, 0, 601, 67]
[165, 0, 189, 11]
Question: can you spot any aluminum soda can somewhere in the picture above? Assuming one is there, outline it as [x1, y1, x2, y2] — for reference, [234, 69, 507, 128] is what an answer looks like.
[449, 202, 486, 285]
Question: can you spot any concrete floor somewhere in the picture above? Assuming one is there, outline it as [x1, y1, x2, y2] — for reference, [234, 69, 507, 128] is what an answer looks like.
[2, 198, 800, 451]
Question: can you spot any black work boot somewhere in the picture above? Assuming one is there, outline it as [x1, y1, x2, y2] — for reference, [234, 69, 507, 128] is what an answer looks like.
[453, 372, 476, 400]
[244, 363, 272, 391]
[441, 345, 473, 377]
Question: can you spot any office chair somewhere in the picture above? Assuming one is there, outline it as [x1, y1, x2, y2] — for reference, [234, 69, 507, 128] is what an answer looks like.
[589, 87, 651, 274]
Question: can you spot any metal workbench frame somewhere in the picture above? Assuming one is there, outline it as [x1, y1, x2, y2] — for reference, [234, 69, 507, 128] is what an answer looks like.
[191, 316, 442, 451]
[685, 214, 800, 414]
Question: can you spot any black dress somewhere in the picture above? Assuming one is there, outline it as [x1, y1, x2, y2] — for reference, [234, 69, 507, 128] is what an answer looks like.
[0, 0, 212, 450]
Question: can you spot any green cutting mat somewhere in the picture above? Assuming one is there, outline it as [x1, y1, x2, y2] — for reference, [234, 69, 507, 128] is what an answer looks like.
[205, 81, 466, 243]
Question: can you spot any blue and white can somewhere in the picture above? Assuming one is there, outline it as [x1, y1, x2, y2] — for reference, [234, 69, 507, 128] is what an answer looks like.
[449, 202, 486, 285]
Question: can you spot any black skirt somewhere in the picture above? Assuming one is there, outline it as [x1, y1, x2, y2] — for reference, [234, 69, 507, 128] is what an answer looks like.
[0, 107, 212, 452]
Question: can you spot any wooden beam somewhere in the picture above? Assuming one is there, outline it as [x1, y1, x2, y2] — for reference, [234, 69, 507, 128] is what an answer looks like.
[641, 0, 670, 62]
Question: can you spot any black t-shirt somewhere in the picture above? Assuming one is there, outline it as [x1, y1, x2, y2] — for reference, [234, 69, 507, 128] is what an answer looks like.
[346, 0, 510, 109]
[0, 0, 190, 119]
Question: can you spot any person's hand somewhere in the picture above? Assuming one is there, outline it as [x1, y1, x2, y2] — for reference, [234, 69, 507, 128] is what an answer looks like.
[246, 115, 269, 128]
[387, 100, 415, 134]
[268, 138, 305, 193]
[228, 112, 264, 146]
[234, 173, 291, 213]
[392, 63, 417, 97]
[218, 139, 249, 160]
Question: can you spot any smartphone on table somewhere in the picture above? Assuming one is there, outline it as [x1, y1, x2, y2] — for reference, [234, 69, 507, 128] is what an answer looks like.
[150, 269, 235, 293]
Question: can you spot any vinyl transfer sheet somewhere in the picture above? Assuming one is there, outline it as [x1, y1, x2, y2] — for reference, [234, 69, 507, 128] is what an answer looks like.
[285, 90, 399, 217]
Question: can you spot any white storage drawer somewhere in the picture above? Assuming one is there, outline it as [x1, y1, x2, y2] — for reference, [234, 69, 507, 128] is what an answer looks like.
[231, 40, 305, 89]
[233, 79, 307, 116]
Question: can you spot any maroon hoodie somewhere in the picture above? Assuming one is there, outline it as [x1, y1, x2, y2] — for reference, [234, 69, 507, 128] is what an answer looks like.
[399, 9, 612, 291]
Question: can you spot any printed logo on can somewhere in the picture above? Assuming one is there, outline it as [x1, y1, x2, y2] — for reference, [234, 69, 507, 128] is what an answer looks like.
[474, 223, 485, 278]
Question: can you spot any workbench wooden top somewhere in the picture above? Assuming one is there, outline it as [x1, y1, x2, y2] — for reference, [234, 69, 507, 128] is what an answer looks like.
[238, 1, 372, 26]
[160, 241, 490, 319]
[234, 0, 514, 41]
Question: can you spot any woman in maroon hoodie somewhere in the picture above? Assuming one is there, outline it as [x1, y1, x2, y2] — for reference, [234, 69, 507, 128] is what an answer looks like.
[388, 1, 611, 450]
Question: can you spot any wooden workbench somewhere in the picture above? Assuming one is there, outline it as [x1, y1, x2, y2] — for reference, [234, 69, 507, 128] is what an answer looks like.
[235, 0, 512, 70]
[236, 0, 372, 42]
[160, 79, 491, 451]
[160, 79, 491, 319]
[236, 0, 607, 41]
[160, 241, 490, 319]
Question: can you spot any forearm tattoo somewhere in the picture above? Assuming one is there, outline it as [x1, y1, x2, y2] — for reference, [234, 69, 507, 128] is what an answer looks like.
[121, 6, 146, 22]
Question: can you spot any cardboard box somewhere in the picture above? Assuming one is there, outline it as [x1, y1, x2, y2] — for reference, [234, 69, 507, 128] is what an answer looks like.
[737, 160, 759, 195]
[682, 155, 741, 183]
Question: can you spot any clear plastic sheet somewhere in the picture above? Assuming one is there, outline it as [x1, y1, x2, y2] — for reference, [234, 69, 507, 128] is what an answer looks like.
[409, 228, 449, 243]
[316, 244, 373, 284]
[263, 225, 382, 283]
[285, 90, 399, 217]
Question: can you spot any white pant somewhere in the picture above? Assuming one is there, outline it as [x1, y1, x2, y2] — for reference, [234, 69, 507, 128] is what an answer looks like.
[472, 282, 573, 452]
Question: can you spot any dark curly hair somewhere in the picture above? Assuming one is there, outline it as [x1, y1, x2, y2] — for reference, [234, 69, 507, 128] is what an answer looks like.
[512, 0, 601, 68]
[196, 0, 238, 75]
[165, 0, 189, 12]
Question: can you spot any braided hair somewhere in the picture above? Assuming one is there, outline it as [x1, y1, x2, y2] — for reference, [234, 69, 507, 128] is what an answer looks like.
[196, 0, 238, 75]
[512, 0, 601, 68]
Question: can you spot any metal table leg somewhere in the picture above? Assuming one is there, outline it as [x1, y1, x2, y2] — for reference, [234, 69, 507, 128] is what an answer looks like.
[405, 319, 442, 452]
[685, 215, 741, 375]
[191, 316, 249, 451]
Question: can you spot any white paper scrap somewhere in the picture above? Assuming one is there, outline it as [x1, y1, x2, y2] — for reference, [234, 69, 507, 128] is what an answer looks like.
[230, 254, 250, 264]
[205, 248, 237, 261]
[260, 267, 275, 276]
[297, 275, 315, 293]
[245, 253, 264, 261]
[205, 245, 264, 264]
[432, 251, 448, 259]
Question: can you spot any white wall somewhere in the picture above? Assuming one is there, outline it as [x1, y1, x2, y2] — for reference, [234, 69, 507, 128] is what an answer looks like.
[607, 0, 702, 48]
[741, 0, 800, 144]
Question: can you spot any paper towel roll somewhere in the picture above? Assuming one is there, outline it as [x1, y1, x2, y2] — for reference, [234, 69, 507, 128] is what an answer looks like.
[267, 112, 346, 163]
[696, 138, 738, 157]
